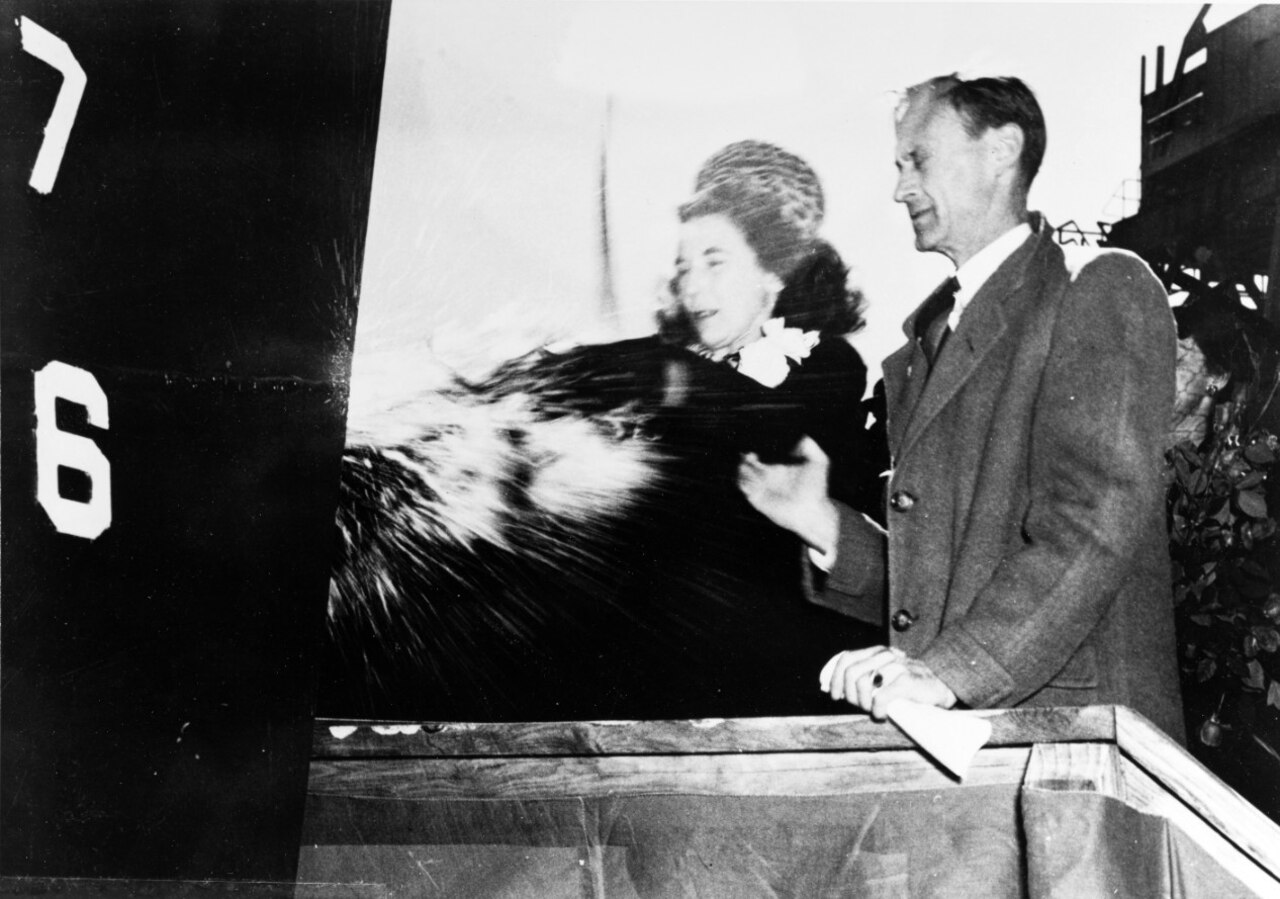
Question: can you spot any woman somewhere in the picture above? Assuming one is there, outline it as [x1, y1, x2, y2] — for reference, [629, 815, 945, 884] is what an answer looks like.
[659, 140, 878, 509]
[529, 140, 882, 719]
[321, 142, 883, 722]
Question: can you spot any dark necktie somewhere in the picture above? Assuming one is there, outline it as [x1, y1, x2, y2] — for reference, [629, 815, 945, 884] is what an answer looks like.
[922, 276, 960, 367]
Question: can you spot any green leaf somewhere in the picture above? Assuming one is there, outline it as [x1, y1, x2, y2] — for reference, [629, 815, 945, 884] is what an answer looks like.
[1245, 443, 1277, 465]
[1239, 559, 1271, 581]
[1197, 657, 1218, 682]
[1269, 680, 1280, 710]
[1199, 716, 1224, 747]
[1244, 659, 1266, 690]
[1189, 470, 1210, 496]
[1236, 489, 1269, 519]
[1174, 455, 1193, 487]
[1189, 614, 1213, 627]
[1238, 471, 1265, 490]
[1252, 627, 1280, 653]
[1210, 498, 1233, 524]
[1176, 443, 1201, 466]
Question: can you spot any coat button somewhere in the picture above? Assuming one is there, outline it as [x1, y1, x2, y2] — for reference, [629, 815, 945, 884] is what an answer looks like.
[891, 609, 917, 632]
[889, 490, 915, 512]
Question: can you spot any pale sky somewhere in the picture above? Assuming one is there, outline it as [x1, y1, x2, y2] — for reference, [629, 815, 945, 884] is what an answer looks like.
[354, 1, 1255, 397]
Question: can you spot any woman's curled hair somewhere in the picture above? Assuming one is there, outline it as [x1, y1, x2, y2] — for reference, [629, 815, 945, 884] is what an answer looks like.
[773, 240, 865, 338]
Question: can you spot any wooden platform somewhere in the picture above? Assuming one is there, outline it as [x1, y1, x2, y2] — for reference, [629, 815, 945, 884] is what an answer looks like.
[298, 706, 1280, 897]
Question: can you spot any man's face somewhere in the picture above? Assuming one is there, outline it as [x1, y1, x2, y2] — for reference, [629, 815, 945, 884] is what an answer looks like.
[893, 94, 1000, 267]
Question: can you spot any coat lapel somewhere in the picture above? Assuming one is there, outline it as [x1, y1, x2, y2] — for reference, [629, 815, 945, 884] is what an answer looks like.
[894, 222, 1049, 461]
[883, 280, 944, 458]
[882, 343, 917, 458]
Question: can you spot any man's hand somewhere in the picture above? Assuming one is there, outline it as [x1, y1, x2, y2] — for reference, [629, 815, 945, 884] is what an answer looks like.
[737, 436, 838, 554]
[820, 645, 958, 720]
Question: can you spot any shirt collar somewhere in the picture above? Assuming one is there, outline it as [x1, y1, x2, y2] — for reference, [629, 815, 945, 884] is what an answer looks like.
[949, 222, 1032, 329]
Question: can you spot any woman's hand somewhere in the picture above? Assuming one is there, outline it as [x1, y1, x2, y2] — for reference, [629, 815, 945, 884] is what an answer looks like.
[819, 646, 958, 720]
[737, 436, 838, 554]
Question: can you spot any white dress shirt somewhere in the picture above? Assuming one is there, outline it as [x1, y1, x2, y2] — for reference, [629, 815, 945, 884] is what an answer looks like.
[949, 222, 1033, 330]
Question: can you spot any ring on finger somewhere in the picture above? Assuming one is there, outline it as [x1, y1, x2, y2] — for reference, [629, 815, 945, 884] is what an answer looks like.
[872, 660, 906, 689]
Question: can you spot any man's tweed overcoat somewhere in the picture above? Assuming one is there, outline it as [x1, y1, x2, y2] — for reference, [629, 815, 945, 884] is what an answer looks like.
[823, 215, 1185, 741]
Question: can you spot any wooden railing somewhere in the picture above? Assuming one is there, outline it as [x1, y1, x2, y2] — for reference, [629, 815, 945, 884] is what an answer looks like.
[302, 706, 1280, 897]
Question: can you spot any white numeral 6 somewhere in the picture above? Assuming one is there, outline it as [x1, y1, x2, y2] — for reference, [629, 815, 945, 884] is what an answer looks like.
[34, 361, 112, 539]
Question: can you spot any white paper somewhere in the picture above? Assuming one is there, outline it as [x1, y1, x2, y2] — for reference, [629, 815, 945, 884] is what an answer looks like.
[886, 700, 993, 780]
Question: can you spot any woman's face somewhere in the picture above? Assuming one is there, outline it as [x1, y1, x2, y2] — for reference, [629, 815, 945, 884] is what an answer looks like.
[674, 214, 781, 355]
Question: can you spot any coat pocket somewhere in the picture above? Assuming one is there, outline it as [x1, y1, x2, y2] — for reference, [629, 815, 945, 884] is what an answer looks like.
[1046, 644, 1099, 690]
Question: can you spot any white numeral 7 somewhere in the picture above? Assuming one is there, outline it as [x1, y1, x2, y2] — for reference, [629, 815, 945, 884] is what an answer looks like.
[19, 16, 86, 194]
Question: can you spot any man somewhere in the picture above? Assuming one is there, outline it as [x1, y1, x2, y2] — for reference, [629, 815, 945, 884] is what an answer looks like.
[739, 75, 1185, 740]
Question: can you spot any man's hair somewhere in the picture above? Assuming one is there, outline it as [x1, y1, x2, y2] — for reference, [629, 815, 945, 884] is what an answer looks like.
[905, 75, 1047, 190]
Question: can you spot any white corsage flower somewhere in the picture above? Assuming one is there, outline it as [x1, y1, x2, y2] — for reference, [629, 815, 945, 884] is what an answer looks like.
[733, 318, 821, 388]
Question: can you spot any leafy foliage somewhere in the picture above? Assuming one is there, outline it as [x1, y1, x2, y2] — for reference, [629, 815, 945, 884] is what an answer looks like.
[1168, 398, 1280, 756]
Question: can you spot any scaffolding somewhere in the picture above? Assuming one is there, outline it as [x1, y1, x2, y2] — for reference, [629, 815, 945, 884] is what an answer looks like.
[1104, 4, 1280, 319]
